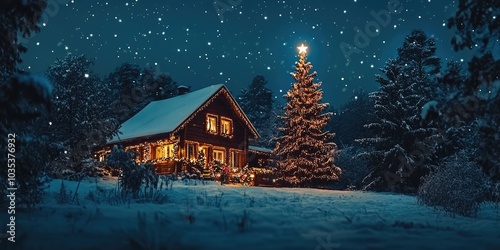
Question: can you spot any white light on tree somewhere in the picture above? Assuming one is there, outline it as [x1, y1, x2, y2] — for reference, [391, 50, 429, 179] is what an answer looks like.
[274, 41, 341, 188]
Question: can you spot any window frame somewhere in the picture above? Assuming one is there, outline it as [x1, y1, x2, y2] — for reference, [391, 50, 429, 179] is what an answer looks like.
[163, 144, 174, 158]
[154, 143, 175, 159]
[220, 116, 233, 137]
[186, 143, 197, 161]
[155, 145, 164, 159]
[206, 114, 218, 135]
[230, 149, 243, 168]
[213, 148, 225, 163]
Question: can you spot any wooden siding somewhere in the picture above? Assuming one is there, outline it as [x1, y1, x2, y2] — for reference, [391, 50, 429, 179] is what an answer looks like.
[99, 88, 255, 175]
[183, 93, 248, 153]
[155, 160, 177, 175]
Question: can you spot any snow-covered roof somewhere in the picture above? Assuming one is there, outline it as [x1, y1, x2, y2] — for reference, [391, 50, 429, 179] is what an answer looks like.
[109, 84, 224, 143]
[249, 145, 273, 154]
[108, 84, 259, 144]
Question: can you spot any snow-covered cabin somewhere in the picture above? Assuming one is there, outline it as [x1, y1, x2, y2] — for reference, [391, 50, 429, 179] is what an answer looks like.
[97, 84, 268, 174]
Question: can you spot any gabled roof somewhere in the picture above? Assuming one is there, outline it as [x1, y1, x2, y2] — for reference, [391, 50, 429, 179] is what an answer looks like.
[108, 84, 259, 144]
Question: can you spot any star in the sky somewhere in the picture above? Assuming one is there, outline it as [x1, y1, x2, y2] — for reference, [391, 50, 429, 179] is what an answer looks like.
[297, 44, 308, 54]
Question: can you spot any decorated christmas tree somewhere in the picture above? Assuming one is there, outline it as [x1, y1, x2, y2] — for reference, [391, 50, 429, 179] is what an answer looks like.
[274, 44, 341, 188]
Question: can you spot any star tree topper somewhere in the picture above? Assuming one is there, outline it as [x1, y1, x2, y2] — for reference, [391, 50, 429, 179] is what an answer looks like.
[297, 44, 308, 54]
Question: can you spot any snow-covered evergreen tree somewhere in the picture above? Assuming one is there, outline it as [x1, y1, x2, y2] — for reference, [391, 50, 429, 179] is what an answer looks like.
[357, 30, 442, 191]
[0, 74, 53, 208]
[430, 60, 477, 159]
[0, 0, 47, 79]
[447, 0, 500, 180]
[274, 45, 341, 188]
[0, 1, 54, 208]
[238, 75, 274, 148]
[0, 0, 50, 133]
[190, 150, 206, 176]
[45, 54, 118, 173]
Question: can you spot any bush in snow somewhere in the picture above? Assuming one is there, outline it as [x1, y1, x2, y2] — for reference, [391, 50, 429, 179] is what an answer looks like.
[106, 145, 159, 198]
[9, 136, 52, 209]
[187, 150, 206, 178]
[418, 150, 490, 217]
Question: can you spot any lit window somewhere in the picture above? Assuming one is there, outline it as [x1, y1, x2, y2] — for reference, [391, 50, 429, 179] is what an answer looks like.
[164, 144, 174, 158]
[213, 149, 225, 163]
[230, 150, 242, 167]
[186, 143, 196, 160]
[155, 146, 163, 159]
[155, 144, 175, 159]
[221, 117, 232, 136]
[207, 114, 218, 134]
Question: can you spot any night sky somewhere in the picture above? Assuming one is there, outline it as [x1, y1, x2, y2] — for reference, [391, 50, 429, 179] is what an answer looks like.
[20, 0, 473, 107]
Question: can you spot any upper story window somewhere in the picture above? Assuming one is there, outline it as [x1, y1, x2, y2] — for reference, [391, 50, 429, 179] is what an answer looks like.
[207, 114, 218, 134]
[221, 117, 232, 136]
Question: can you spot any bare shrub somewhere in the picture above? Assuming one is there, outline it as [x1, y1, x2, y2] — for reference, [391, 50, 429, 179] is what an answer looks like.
[56, 180, 72, 204]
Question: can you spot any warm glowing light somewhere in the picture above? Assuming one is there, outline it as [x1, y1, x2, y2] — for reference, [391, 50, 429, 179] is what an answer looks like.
[297, 44, 308, 54]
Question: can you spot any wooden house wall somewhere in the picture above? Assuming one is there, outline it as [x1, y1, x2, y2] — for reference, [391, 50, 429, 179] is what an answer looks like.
[182, 93, 248, 155]
[99, 90, 255, 174]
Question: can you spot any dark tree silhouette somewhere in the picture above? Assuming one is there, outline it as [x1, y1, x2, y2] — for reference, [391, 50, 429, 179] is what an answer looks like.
[446, 0, 500, 179]
[238, 75, 274, 148]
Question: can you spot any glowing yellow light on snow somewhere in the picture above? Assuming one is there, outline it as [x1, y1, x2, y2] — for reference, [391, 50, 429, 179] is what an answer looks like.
[297, 44, 308, 54]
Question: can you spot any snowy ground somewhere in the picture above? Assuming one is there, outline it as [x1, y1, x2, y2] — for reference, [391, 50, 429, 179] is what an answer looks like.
[3, 177, 500, 250]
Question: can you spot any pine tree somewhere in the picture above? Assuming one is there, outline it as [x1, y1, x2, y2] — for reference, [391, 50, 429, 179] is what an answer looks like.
[106, 63, 143, 122]
[108, 63, 142, 98]
[274, 45, 341, 188]
[431, 60, 475, 159]
[152, 73, 178, 101]
[0, 0, 47, 79]
[238, 75, 274, 148]
[106, 64, 179, 122]
[357, 30, 442, 192]
[0, 1, 52, 208]
[0, 0, 50, 134]
[45, 54, 118, 173]
[447, 0, 500, 180]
